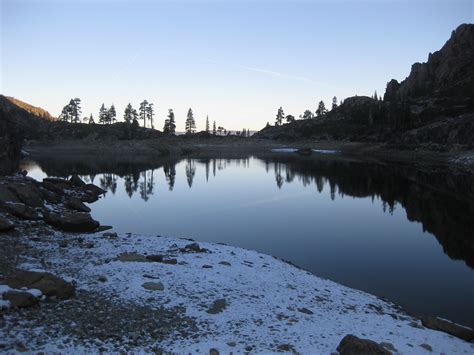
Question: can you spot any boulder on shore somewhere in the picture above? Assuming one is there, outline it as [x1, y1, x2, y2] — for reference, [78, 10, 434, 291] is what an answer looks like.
[43, 210, 99, 232]
[421, 317, 474, 342]
[336, 334, 392, 355]
[1, 269, 75, 300]
[2, 290, 39, 308]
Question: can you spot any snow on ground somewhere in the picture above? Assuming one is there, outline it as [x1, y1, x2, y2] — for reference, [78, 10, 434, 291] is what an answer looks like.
[12, 232, 474, 353]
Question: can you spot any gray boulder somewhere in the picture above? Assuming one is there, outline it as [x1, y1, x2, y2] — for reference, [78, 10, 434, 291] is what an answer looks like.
[421, 317, 474, 342]
[44, 210, 99, 232]
[336, 335, 391, 355]
[2, 269, 75, 300]
[1, 201, 39, 220]
[2, 290, 39, 308]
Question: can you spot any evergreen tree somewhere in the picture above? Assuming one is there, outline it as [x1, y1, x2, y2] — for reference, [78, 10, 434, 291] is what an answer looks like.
[332, 96, 338, 110]
[59, 104, 72, 122]
[373, 91, 378, 100]
[300, 110, 314, 120]
[275, 107, 285, 126]
[315, 100, 327, 117]
[123, 103, 134, 124]
[139, 100, 149, 127]
[70, 98, 81, 123]
[88, 114, 94, 124]
[212, 120, 217, 135]
[163, 109, 176, 134]
[185, 108, 196, 134]
[265, 122, 271, 128]
[109, 104, 116, 124]
[146, 102, 154, 129]
[285, 114, 295, 123]
[99, 104, 108, 124]
[205, 115, 210, 133]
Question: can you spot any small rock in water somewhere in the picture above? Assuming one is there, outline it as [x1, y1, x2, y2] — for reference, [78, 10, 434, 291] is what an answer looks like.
[207, 298, 227, 314]
[142, 282, 165, 291]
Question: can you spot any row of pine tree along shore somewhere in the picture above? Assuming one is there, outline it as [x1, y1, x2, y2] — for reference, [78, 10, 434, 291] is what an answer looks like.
[273, 91, 381, 126]
[58, 91, 380, 134]
[58, 98, 250, 136]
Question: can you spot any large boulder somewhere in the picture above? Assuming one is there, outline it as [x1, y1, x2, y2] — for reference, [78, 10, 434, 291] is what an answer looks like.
[336, 335, 391, 355]
[0, 183, 20, 203]
[7, 182, 44, 207]
[0, 201, 40, 220]
[64, 196, 91, 213]
[421, 317, 474, 342]
[43, 210, 99, 232]
[2, 290, 39, 308]
[2, 270, 75, 300]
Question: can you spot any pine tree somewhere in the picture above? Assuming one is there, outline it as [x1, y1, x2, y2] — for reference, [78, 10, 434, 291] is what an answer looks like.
[70, 98, 81, 123]
[285, 114, 295, 123]
[315, 100, 327, 117]
[212, 120, 217, 135]
[205, 115, 210, 133]
[373, 91, 378, 100]
[163, 109, 176, 134]
[123, 103, 134, 124]
[146, 103, 154, 129]
[99, 104, 108, 124]
[185, 108, 196, 134]
[300, 110, 314, 120]
[332, 96, 338, 110]
[88, 114, 94, 124]
[139, 100, 149, 128]
[275, 107, 285, 126]
[109, 104, 116, 124]
[59, 104, 71, 122]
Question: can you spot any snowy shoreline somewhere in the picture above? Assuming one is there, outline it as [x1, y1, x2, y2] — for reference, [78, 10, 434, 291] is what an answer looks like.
[1, 230, 473, 353]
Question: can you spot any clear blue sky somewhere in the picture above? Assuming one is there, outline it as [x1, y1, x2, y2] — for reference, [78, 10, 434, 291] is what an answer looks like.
[1, 0, 472, 131]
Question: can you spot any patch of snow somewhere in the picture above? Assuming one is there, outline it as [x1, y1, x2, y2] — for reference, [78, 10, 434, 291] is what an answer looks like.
[11, 232, 474, 354]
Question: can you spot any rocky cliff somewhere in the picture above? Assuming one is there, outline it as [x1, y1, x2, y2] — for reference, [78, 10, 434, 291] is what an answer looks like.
[256, 24, 474, 148]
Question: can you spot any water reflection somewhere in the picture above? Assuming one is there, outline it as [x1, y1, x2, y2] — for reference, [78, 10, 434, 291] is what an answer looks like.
[23, 155, 474, 269]
[20, 154, 474, 326]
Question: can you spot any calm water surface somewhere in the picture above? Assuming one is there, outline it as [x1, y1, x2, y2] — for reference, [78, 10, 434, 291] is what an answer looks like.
[22, 154, 474, 327]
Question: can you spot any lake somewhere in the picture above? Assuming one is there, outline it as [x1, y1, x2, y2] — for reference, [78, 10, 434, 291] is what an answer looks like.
[21, 153, 474, 327]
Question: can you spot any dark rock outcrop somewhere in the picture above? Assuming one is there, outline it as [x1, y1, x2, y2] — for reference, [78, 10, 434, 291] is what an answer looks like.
[1, 270, 75, 300]
[336, 334, 392, 355]
[256, 24, 474, 147]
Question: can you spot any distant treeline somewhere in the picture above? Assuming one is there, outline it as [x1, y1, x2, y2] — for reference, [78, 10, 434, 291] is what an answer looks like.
[58, 98, 251, 137]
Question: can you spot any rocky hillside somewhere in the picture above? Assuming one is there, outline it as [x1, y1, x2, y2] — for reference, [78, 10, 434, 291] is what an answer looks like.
[3, 96, 56, 121]
[256, 24, 474, 148]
